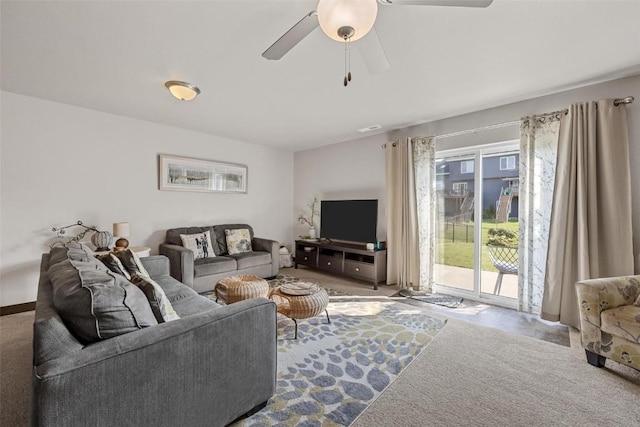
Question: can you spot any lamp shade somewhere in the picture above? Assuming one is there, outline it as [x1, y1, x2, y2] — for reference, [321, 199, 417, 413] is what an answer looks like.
[165, 80, 200, 101]
[113, 222, 130, 238]
[317, 0, 378, 42]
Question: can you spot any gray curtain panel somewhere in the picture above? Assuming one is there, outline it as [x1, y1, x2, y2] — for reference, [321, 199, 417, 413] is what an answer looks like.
[542, 99, 634, 328]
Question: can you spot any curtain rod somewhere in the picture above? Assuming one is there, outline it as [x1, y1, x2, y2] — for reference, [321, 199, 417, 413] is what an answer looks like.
[382, 96, 634, 147]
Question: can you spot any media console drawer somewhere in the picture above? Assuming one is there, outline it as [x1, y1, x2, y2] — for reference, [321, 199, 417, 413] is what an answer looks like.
[318, 255, 343, 273]
[344, 260, 375, 281]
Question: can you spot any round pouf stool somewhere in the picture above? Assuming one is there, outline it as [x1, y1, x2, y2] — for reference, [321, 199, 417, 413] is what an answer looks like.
[269, 282, 330, 339]
[214, 275, 269, 304]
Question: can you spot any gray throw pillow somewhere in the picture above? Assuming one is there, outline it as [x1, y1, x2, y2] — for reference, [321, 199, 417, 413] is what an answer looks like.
[49, 256, 157, 344]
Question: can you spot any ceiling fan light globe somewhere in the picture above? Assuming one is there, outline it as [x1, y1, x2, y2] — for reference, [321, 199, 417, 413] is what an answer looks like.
[317, 0, 378, 42]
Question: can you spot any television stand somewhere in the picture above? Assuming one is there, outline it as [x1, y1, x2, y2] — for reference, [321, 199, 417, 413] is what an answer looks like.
[294, 240, 387, 290]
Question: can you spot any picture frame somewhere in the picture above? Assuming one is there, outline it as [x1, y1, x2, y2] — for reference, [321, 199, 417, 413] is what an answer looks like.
[158, 154, 247, 193]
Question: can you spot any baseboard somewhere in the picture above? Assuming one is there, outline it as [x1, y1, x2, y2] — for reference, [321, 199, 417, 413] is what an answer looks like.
[0, 301, 36, 316]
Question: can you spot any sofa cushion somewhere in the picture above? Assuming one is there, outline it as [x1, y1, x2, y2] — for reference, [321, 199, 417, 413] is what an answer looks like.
[180, 230, 215, 260]
[166, 226, 220, 255]
[213, 224, 254, 255]
[225, 228, 253, 255]
[151, 275, 221, 316]
[194, 256, 238, 278]
[601, 305, 640, 339]
[230, 251, 272, 269]
[49, 254, 157, 343]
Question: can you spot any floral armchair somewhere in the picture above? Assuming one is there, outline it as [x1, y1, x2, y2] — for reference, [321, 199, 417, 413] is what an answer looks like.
[576, 275, 640, 371]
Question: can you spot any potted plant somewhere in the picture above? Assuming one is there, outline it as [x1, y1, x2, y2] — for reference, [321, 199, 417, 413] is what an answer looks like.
[298, 197, 320, 239]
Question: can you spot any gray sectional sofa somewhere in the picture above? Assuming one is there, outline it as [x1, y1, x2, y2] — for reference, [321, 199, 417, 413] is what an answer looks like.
[32, 244, 277, 426]
[160, 223, 279, 293]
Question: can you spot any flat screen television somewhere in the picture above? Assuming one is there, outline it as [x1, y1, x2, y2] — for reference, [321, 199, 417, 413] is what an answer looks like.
[320, 199, 378, 243]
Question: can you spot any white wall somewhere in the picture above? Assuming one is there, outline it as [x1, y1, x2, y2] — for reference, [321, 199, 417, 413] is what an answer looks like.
[294, 75, 640, 270]
[0, 91, 294, 306]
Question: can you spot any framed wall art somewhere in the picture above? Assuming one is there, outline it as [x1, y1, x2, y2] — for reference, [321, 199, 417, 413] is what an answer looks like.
[159, 154, 247, 193]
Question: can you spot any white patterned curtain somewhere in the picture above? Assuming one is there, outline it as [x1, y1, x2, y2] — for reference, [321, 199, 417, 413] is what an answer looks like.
[413, 137, 436, 292]
[518, 113, 561, 314]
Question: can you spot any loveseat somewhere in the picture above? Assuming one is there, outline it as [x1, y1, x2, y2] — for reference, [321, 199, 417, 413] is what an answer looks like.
[32, 244, 277, 426]
[160, 223, 279, 293]
[576, 275, 640, 371]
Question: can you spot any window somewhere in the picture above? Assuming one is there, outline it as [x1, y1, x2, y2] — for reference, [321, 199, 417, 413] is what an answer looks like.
[500, 156, 516, 170]
[436, 179, 444, 191]
[460, 160, 474, 174]
[453, 182, 468, 194]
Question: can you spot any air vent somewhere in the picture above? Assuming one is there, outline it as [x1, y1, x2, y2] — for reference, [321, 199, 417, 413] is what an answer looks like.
[357, 124, 382, 133]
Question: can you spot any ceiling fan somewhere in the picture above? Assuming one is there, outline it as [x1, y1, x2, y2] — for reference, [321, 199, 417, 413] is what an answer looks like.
[263, 0, 494, 86]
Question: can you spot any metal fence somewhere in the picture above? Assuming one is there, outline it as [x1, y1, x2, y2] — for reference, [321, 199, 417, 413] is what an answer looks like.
[437, 221, 474, 243]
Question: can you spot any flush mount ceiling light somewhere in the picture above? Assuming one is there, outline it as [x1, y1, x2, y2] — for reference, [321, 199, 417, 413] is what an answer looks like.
[164, 80, 200, 101]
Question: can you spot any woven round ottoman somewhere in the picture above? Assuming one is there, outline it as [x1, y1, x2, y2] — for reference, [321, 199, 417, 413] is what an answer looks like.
[269, 282, 330, 339]
[214, 275, 269, 304]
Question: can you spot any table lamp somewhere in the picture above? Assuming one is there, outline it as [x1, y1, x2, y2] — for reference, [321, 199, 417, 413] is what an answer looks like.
[113, 222, 130, 251]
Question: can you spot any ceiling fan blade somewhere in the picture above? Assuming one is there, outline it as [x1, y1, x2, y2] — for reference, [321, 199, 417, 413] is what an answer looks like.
[357, 27, 390, 75]
[378, 0, 493, 7]
[262, 11, 319, 60]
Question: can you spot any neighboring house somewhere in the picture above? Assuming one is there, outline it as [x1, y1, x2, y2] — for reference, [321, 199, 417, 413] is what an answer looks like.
[436, 153, 519, 222]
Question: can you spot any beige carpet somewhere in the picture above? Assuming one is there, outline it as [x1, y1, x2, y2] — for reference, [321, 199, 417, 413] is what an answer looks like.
[355, 317, 640, 426]
[3, 284, 639, 425]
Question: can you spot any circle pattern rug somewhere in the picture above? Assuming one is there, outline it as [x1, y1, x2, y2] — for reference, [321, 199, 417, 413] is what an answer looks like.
[235, 300, 447, 427]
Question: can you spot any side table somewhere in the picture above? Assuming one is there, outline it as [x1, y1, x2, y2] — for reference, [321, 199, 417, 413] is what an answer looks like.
[269, 283, 330, 339]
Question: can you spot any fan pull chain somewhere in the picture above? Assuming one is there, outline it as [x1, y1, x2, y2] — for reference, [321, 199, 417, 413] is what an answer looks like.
[348, 37, 352, 83]
[343, 36, 353, 87]
[344, 38, 348, 87]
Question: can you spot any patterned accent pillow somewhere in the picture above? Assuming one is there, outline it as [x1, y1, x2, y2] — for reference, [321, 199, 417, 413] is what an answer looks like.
[114, 249, 150, 277]
[129, 274, 180, 323]
[96, 253, 131, 279]
[180, 231, 215, 260]
[225, 228, 253, 255]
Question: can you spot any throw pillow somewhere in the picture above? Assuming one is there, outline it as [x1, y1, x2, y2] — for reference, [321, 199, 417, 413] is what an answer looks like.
[114, 248, 151, 277]
[225, 228, 253, 255]
[96, 253, 131, 279]
[180, 230, 215, 260]
[129, 274, 180, 323]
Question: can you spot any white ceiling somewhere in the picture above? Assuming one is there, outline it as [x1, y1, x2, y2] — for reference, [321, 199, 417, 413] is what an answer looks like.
[2, 1, 640, 151]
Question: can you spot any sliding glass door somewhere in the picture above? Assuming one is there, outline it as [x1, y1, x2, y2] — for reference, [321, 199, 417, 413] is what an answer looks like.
[434, 142, 519, 308]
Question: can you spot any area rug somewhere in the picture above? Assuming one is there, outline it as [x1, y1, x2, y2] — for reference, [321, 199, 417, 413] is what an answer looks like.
[236, 300, 447, 427]
[396, 289, 463, 308]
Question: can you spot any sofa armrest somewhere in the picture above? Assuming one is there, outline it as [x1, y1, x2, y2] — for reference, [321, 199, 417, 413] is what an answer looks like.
[575, 275, 640, 349]
[253, 237, 279, 277]
[140, 255, 170, 278]
[159, 243, 194, 287]
[33, 298, 277, 426]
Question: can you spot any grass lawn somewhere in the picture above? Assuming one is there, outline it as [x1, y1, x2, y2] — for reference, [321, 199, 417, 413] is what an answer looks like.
[435, 220, 519, 271]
